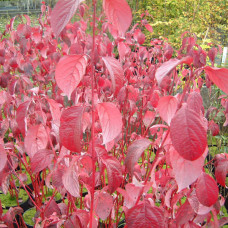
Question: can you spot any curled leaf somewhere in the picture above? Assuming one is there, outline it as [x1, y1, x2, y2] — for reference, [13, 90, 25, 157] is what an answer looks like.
[125, 138, 151, 176]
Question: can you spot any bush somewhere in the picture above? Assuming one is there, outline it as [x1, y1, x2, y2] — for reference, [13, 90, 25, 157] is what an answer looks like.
[0, 0, 228, 227]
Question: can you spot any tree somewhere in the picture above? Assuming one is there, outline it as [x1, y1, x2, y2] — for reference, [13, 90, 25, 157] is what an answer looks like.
[131, 0, 228, 48]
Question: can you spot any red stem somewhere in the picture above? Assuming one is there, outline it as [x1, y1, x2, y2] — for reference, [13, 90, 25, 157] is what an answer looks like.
[89, 0, 97, 227]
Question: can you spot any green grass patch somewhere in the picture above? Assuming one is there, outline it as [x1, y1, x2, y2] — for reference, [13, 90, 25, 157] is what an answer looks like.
[23, 207, 36, 227]
[0, 189, 28, 208]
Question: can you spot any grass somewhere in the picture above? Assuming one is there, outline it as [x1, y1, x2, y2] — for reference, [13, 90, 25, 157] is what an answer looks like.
[23, 207, 36, 226]
[41, 188, 62, 203]
[0, 188, 28, 209]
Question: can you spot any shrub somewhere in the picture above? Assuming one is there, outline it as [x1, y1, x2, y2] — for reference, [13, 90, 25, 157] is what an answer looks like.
[0, 0, 228, 227]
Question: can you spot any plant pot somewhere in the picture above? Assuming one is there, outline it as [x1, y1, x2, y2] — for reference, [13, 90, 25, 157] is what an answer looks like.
[118, 219, 126, 228]
[23, 207, 37, 228]
[0, 188, 29, 211]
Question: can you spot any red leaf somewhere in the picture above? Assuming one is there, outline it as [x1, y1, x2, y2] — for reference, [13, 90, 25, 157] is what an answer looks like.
[214, 153, 228, 187]
[76, 210, 90, 228]
[0, 144, 7, 172]
[143, 110, 155, 128]
[103, 0, 132, 36]
[187, 91, 203, 115]
[55, 55, 88, 99]
[208, 120, 220, 136]
[96, 102, 122, 145]
[44, 199, 61, 218]
[94, 191, 113, 220]
[65, 211, 89, 228]
[134, 29, 145, 45]
[0, 91, 7, 105]
[157, 96, 178, 125]
[51, 0, 84, 36]
[155, 56, 193, 85]
[62, 160, 80, 197]
[205, 66, 228, 94]
[51, 166, 65, 190]
[102, 57, 124, 96]
[175, 200, 195, 226]
[31, 149, 54, 174]
[60, 106, 84, 152]
[47, 98, 62, 124]
[126, 200, 165, 228]
[170, 104, 207, 161]
[117, 42, 131, 60]
[145, 24, 153, 33]
[125, 138, 151, 176]
[169, 146, 207, 192]
[101, 155, 123, 193]
[196, 173, 218, 207]
[188, 190, 213, 215]
[117, 183, 142, 209]
[24, 124, 48, 158]
[16, 100, 31, 137]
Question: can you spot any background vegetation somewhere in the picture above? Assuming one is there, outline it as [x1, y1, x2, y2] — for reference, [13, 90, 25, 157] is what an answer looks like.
[0, 0, 227, 49]
[128, 0, 228, 48]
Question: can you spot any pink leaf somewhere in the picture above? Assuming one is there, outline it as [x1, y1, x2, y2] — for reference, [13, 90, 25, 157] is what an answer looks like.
[62, 160, 80, 197]
[208, 120, 220, 136]
[155, 56, 193, 85]
[117, 183, 142, 209]
[96, 102, 122, 145]
[31, 149, 54, 174]
[187, 91, 203, 115]
[16, 100, 31, 136]
[196, 173, 219, 207]
[51, 166, 65, 190]
[103, 0, 132, 36]
[175, 200, 195, 226]
[157, 96, 178, 125]
[24, 124, 48, 158]
[145, 24, 153, 33]
[101, 155, 123, 193]
[51, 0, 84, 36]
[55, 55, 88, 99]
[134, 29, 145, 45]
[44, 199, 61, 218]
[0, 91, 7, 105]
[102, 57, 124, 96]
[47, 98, 62, 124]
[126, 200, 165, 228]
[0, 144, 7, 172]
[169, 146, 207, 192]
[214, 153, 228, 187]
[170, 104, 207, 161]
[125, 138, 151, 176]
[117, 42, 131, 60]
[143, 110, 155, 128]
[188, 190, 213, 215]
[205, 66, 228, 94]
[60, 106, 84, 152]
[94, 191, 113, 220]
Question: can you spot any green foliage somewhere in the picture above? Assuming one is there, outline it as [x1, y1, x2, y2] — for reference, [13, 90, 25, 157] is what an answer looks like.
[132, 0, 228, 48]
[0, 189, 28, 208]
[23, 207, 36, 226]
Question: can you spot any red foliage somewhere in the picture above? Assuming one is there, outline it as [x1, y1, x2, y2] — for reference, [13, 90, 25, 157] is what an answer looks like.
[0, 0, 227, 227]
